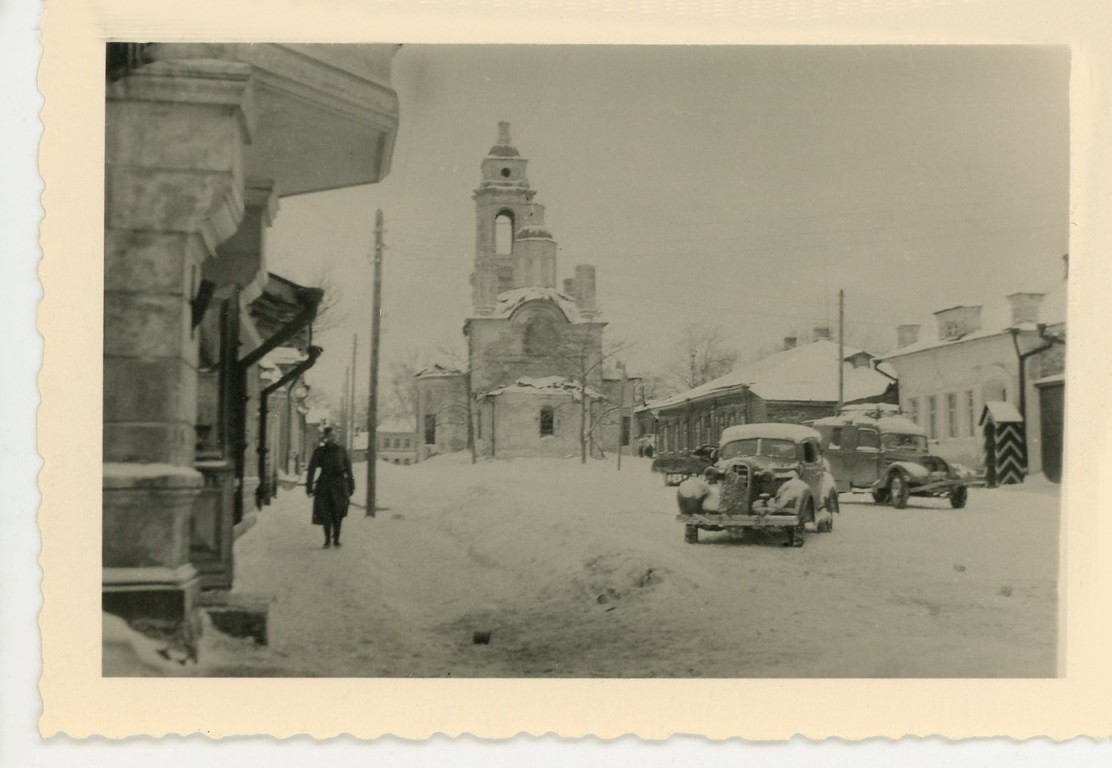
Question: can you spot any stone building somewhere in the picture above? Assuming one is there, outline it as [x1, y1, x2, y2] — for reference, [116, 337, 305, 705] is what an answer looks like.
[416, 123, 634, 461]
[102, 43, 399, 661]
[376, 418, 420, 465]
[878, 256, 1067, 479]
[644, 334, 898, 453]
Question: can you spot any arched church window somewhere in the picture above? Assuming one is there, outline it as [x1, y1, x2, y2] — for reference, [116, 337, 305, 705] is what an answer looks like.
[494, 211, 514, 255]
[540, 406, 555, 437]
[524, 315, 557, 356]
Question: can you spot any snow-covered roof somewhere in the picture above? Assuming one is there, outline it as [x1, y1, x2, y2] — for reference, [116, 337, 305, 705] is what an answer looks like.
[882, 278, 1068, 361]
[483, 375, 604, 401]
[980, 401, 1023, 424]
[719, 423, 822, 444]
[378, 417, 417, 434]
[648, 340, 894, 411]
[480, 287, 584, 323]
[813, 409, 927, 437]
[416, 363, 464, 378]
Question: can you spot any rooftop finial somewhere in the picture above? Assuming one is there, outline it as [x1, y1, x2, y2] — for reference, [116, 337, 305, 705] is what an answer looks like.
[498, 121, 511, 145]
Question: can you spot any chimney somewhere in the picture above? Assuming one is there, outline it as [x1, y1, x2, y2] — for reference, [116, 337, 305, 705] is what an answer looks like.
[497, 120, 511, 145]
[783, 336, 797, 350]
[933, 305, 982, 341]
[896, 324, 920, 348]
[574, 264, 598, 320]
[1006, 292, 1044, 326]
[813, 326, 831, 341]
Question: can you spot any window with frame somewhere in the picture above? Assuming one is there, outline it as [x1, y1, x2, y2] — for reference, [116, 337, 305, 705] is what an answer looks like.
[946, 393, 958, 438]
[424, 414, 436, 445]
[802, 440, 819, 463]
[857, 428, 879, 450]
[539, 406, 555, 436]
[926, 396, 938, 439]
[621, 416, 631, 447]
[907, 397, 919, 426]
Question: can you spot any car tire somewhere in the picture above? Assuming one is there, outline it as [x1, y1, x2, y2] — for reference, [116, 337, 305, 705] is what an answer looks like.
[889, 473, 909, 509]
[790, 520, 806, 547]
[950, 485, 968, 509]
[684, 524, 699, 544]
[871, 488, 890, 504]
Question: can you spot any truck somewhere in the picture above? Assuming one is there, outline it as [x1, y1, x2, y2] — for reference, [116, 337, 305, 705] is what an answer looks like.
[812, 405, 970, 509]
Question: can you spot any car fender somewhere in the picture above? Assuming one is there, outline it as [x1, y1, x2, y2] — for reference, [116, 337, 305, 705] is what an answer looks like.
[884, 461, 930, 484]
[818, 470, 838, 507]
[790, 490, 816, 522]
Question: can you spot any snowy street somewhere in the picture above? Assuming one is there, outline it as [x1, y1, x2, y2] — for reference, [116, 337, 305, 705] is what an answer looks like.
[202, 455, 1059, 678]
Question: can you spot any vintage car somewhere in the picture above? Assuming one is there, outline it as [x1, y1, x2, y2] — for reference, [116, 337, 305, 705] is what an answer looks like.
[674, 424, 839, 547]
[812, 406, 969, 509]
[651, 444, 718, 486]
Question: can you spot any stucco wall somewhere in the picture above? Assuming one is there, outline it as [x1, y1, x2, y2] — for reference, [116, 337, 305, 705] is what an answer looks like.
[468, 308, 605, 395]
[415, 374, 469, 460]
[481, 392, 584, 459]
[883, 333, 1049, 473]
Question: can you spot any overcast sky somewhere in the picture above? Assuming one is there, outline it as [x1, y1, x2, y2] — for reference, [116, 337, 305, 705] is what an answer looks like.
[268, 44, 1069, 407]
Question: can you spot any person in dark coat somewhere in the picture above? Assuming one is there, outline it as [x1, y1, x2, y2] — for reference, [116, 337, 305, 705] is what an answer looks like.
[306, 426, 355, 548]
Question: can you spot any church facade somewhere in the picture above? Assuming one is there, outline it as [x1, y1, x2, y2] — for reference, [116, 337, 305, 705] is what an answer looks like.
[416, 123, 634, 460]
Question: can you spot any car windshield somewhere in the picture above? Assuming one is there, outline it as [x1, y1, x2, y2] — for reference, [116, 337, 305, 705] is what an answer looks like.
[882, 432, 928, 451]
[719, 438, 798, 461]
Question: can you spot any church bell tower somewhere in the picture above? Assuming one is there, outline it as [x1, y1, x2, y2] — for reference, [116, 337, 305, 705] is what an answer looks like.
[471, 122, 557, 313]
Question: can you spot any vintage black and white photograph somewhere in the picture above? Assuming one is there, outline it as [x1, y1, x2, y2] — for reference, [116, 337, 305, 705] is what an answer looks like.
[100, 43, 1068, 679]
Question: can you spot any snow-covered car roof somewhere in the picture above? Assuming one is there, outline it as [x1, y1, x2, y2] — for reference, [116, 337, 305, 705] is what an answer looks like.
[813, 410, 927, 437]
[719, 423, 822, 445]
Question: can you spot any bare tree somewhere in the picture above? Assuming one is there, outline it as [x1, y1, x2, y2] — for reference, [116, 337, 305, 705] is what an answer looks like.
[546, 330, 633, 464]
[383, 348, 420, 425]
[661, 322, 740, 392]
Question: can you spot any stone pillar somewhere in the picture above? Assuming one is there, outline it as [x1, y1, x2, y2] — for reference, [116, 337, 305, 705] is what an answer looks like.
[103, 57, 253, 652]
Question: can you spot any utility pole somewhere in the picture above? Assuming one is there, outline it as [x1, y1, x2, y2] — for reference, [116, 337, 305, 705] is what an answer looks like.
[617, 361, 627, 471]
[837, 288, 845, 412]
[342, 366, 350, 445]
[349, 333, 358, 452]
[366, 209, 384, 517]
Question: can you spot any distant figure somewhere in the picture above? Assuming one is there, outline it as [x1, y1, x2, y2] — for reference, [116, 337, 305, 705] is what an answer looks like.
[306, 426, 355, 549]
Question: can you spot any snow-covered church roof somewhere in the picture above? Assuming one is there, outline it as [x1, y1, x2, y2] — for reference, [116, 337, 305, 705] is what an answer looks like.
[482, 375, 604, 401]
[485, 287, 585, 322]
